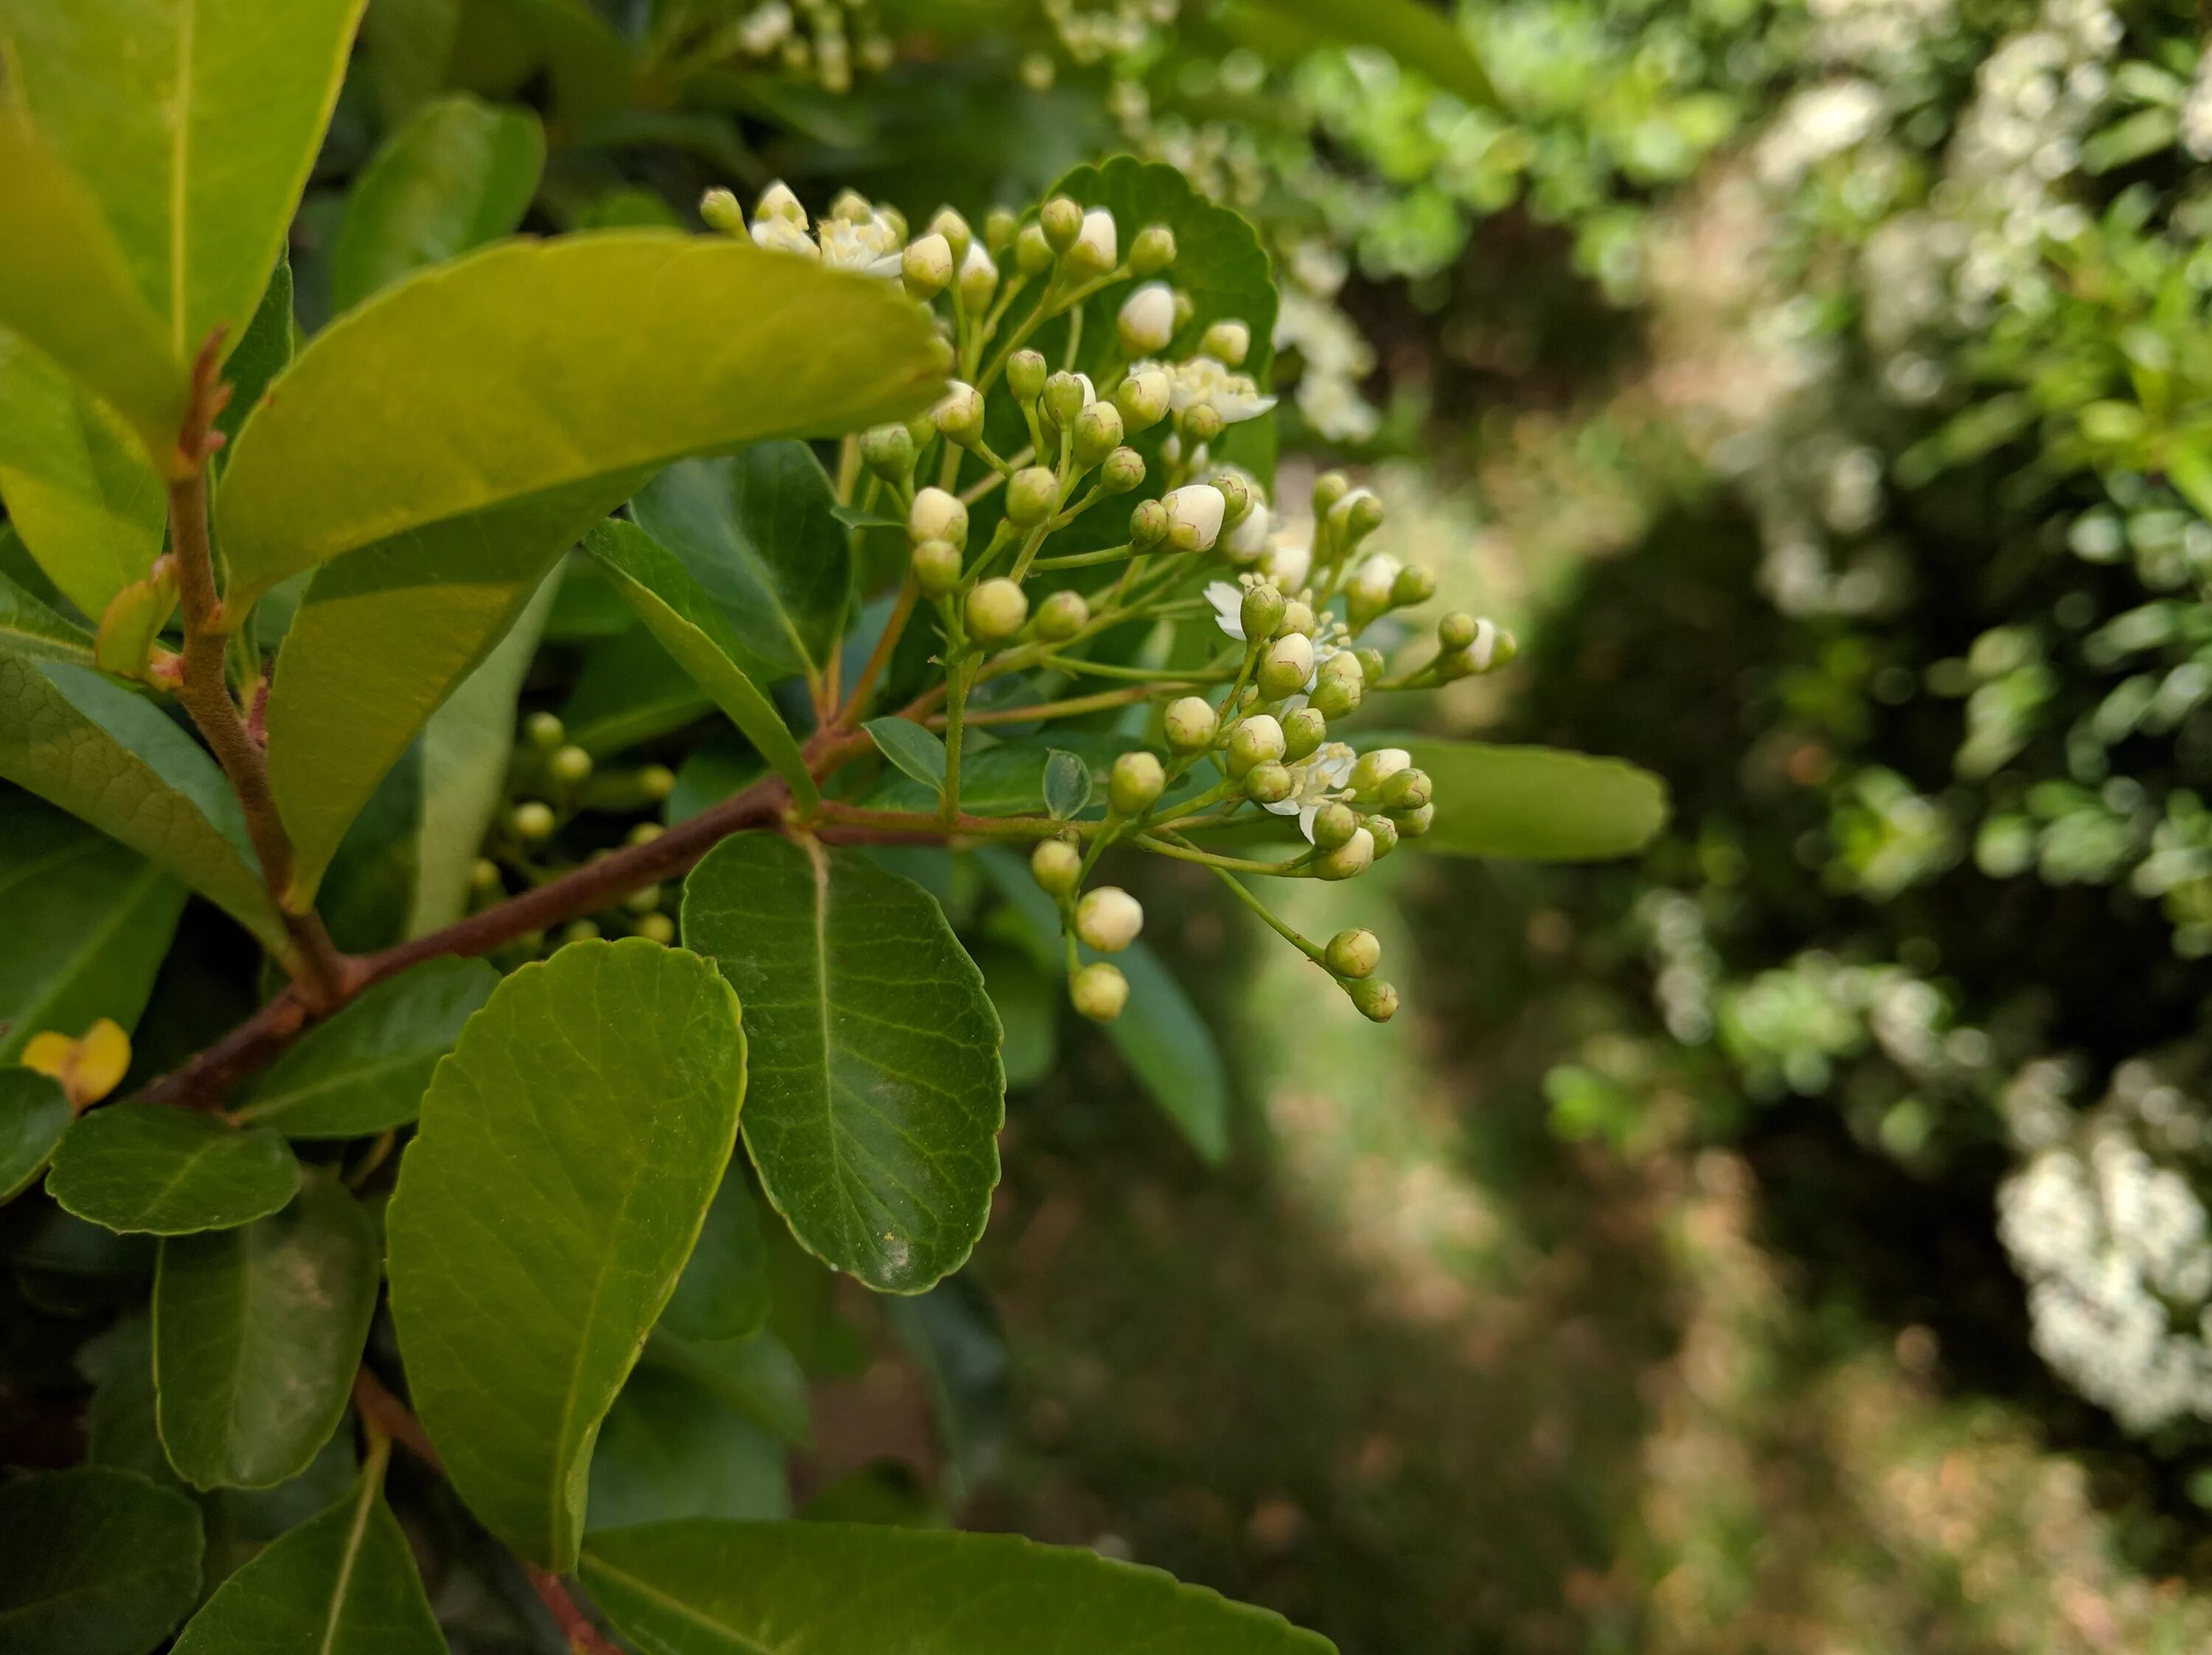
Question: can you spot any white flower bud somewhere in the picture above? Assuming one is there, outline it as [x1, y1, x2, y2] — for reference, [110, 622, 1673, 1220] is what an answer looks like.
[756, 181, 807, 225]
[1346, 554, 1402, 628]
[1164, 695, 1218, 752]
[902, 232, 953, 298]
[1070, 207, 1118, 274]
[1257, 633, 1315, 700]
[908, 487, 968, 549]
[1227, 713, 1285, 776]
[933, 381, 984, 445]
[1071, 961, 1129, 1021]
[965, 577, 1029, 642]
[958, 242, 998, 308]
[1350, 746, 1412, 798]
[1315, 826, 1374, 881]
[1032, 837, 1082, 897]
[1109, 751, 1164, 813]
[1113, 366, 1172, 431]
[1264, 541, 1311, 591]
[1225, 499, 1272, 563]
[1117, 282, 1176, 355]
[1034, 589, 1088, 642]
[1200, 319, 1250, 366]
[1075, 887, 1144, 952]
[1161, 484, 1225, 552]
[928, 207, 973, 263]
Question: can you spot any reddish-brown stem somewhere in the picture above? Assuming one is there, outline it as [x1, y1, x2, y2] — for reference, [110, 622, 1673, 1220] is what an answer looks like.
[529, 1568, 625, 1655]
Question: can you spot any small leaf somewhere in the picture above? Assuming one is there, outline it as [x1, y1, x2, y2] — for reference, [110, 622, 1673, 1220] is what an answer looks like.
[332, 94, 545, 312]
[385, 937, 746, 1569]
[46, 1105, 300, 1236]
[587, 1366, 789, 1532]
[231, 956, 498, 1138]
[580, 1520, 1339, 1655]
[0, 558, 98, 665]
[91, 562, 178, 681]
[866, 715, 948, 791]
[0, 1069, 72, 1205]
[1388, 738, 1670, 861]
[659, 1165, 772, 1345]
[170, 1465, 443, 1654]
[585, 520, 818, 811]
[0, 1466, 204, 1655]
[682, 833, 1003, 1294]
[153, 1176, 378, 1489]
[644, 1329, 811, 1447]
[1043, 749, 1093, 820]
[215, 235, 945, 614]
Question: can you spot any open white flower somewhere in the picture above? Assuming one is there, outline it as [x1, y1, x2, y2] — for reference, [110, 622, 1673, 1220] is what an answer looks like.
[750, 216, 819, 259]
[1259, 741, 1357, 839]
[817, 210, 904, 276]
[1164, 355, 1276, 428]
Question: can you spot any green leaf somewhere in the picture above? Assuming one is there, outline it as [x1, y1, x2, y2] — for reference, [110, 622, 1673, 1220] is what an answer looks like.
[332, 93, 545, 312]
[0, 558, 97, 665]
[1043, 748, 1093, 819]
[585, 520, 818, 811]
[644, 1329, 811, 1447]
[0, 656, 287, 948]
[581, 1521, 1338, 1655]
[0, 1069, 72, 1205]
[866, 715, 947, 791]
[231, 956, 498, 1138]
[587, 1366, 789, 1531]
[385, 937, 746, 1569]
[562, 621, 714, 755]
[0, 1467, 204, 1655]
[170, 1466, 444, 1655]
[154, 1176, 378, 1488]
[1389, 738, 1670, 861]
[0, 331, 166, 620]
[659, 1165, 772, 1345]
[630, 445, 852, 682]
[47, 1105, 300, 1236]
[212, 257, 293, 461]
[682, 833, 1003, 1294]
[1250, 0, 1497, 107]
[216, 235, 946, 614]
[0, 789, 187, 1066]
[0, 0, 366, 375]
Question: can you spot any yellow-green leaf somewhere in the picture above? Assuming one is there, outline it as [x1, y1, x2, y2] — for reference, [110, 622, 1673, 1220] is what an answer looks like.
[1391, 738, 1670, 861]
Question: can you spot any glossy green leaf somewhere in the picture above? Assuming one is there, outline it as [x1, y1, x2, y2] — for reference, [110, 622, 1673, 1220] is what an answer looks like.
[581, 1521, 1338, 1655]
[1043, 748, 1093, 819]
[0, 1467, 204, 1655]
[0, 789, 187, 1065]
[562, 621, 714, 755]
[0, 1069, 72, 1204]
[585, 520, 817, 811]
[170, 1466, 443, 1655]
[0, 560, 96, 665]
[0, 0, 366, 372]
[644, 1329, 811, 1447]
[630, 445, 852, 683]
[660, 1165, 773, 1345]
[0, 656, 286, 948]
[682, 833, 1003, 1294]
[1391, 737, 1670, 861]
[217, 235, 946, 614]
[866, 715, 947, 792]
[154, 1176, 378, 1488]
[385, 937, 746, 1569]
[232, 957, 498, 1138]
[212, 257, 293, 461]
[332, 93, 545, 312]
[1253, 0, 1498, 107]
[587, 1366, 789, 1532]
[47, 1105, 300, 1236]
[0, 331, 165, 620]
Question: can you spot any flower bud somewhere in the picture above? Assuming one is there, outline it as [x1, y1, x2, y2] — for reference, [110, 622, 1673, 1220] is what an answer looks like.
[1227, 713, 1285, 776]
[564, 920, 601, 945]
[700, 187, 746, 237]
[1392, 563, 1437, 607]
[1364, 812, 1400, 858]
[1326, 928, 1382, 979]
[1312, 801, 1360, 852]
[1312, 470, 1349, 516]
[985, 207, 1019, 251]
[958, 243, 999, 308]
[1239, 583, 1285, 642]
[1035, 588, 1089, 642]
[1257, 633, 1315, 699]
[637, 913, 677, 946]
[1200, 319, 1250, 366]
[928, 207, 973, 264]
[1075, 886, 1144, 952]
[640, 764, 675, 800]
[1329, 487, 1385, 545]
[1129, 223, 1177, 276]
[1277, 599, 1315, 638]
[1211, 471, 1251, 529]
[1173, 289, 1196, 330]
[1315, 826, 1374, 881]
[1100, 446, 1146, 493]
[1380, 767, 1431, 811]
[1161, 484, 1225, 552]
[1350, 746, 1412, 798]
[1040, 195, 1083, 252]
[1073, 401, 1123, 468]
[829, 190, 873, 223]
[912, 538, 961, 596]
[1310, 651, 1364, 720]
[757, 180, 806, 224]
[472, 857, 503, 895]
[1347, 976, 1399, 1023]
[628, 822, 664, 847]
[525, 710, 566, 749]
[512, 800, 556, 840]
[902, 232, 953, 299]
[1016, 221, 1054, 274]
[1389, 801, 1435, 838]
[1438, 613, 1477, 650]
[1118, 282, 1176, 355]
[965, 577, 1029, 642]
[1354, 647, 1387, 683]
[1164, 695, 1218, 752]
[1032, 836, 1082, 897]
[1008, 349, 1048, 402]
[1282, 705, 1326, 760]
[908, 486, 969, 549]
[1068, 207, 1118, 276]
[1113, 366, 1172, 431]
[1346, 553, 1402, 628]
[551, 744, 594, 785]
[1043, 370, 1092, 428]
[934, 381, 985, 445]
[1130, 498, 1169, 548]
[1110, 751, 1165, 813]
[1244, 761, 1293, 804]
[861, 422, 915, 478]
[1006, 465, 1060, 527]
[1071, 960, 1130, 1021]
[625, 884, 662, 914]
[1181, 403, 1225, 446]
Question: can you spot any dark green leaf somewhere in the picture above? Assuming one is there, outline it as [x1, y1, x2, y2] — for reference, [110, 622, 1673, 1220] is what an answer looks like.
[385, 937, 745, 1568]
[0, 1069, 72, 1204]
[1390, 738, 1670, 861]
[587, 1365, 789, 1531]
[581, 1521, 1339, 1655]
[866, 715, 947, 791]
[1043, 748, 1093, 819]
[213, 256, 294, 461]
[644, 1329, 811, 1446]
[48, 1106, 300, 1236]
[153, 1176, 379, 1488]
[681, 833, 1004, 1294]
[562, 620, 716, 756]
[660, 1165, 772, 1345]
[232, 956, 498, 1138]
[0, 1467, 204, 1655]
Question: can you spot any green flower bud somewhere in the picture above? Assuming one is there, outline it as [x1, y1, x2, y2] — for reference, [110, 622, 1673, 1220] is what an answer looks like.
[1380, 767, 1431, 811]
[639, 765, 675, 800]
[1329, 488, 1386, 544]
[1200, 319, 1250, 366]
[1006, 466, 1060, 527]
[627, 822, 664, 847]
[1032, 836, 1082, 897]
[563, 920, 602, 946]
[471, 858, 503, 895]
[1346, 976, 1399, 1023]
[1129, 223, 1177, 276]
[1227, 713, 1285, 777]
[1164, 695, 1219, 752]
[1068, 207, 1117, 277]
[511, 800, 556, 840]
[958, 243, 1000, 310]
[1181, 403, 1225, 446]
[1310, 652, 1365, 721]
[1113, 366, 1172, 431]
[906, 409, 938, 449]
[636, 913, 676, 946]
[1354, 647, 1387, 683]
[625, 884, 662, 914]
[908, 486, 969, 549]
[1346, 554, 1402, 629]
[1278, 599, 1315, 639]
[1071, 401, 1122, 468]
[1350, 746, 1412, 799]
[1239, 583, 1285, 642]
[928, 207, 972, 264]
[1315, 826, 1375, 881]
[1008, 349, 1048, 403]
[934, 381, 985, 446]
[1110, 750, 1165, 814]
[1312, 470, 1349, 516]
[1173, 289, 1196, 331]
[1071, 960, 1130, 1021]
[829, 189, 873, 224]
[525, 710, 565, 749]
[1035, 588, 1089, 642]
[1283, 705, 1327, 760]
[860, 422, 916, 478]
[1364, 812, 1400, 858]
[912, 538, 962, 596]
[965, 577, 1029, 642]
[551, 744, 594, 785]
[1245, 761, 1294, 805]
[1326, 928, 1381, 979]
[700, 187, 745, 237]
[1016, 221, 1054, 274]
[1312, 801, 1360, 852]
[1388, 801, 1435, 838]
[1211, 471, 1251, 529]
[901, 232, 953, 299]
[985, 207, 1019, 251]
[1075, 886, 1144, 951]
[1392, 563, 1437, 607]
[1439, 611, 1478, 651]
[1437, 619, 1517, 679]
[1130, 498, 1169, 548]
[1257, 633, 1315, 700]
[1118, 282, 1176, 356]
[1043, 372, 1089, 429]
[1100, 446, 1146, 494]
[1040, 195, 1083, 252]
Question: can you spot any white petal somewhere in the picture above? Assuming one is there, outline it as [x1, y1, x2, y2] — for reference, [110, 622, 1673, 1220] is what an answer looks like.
[1297, 803, 1320, 840]
[1206, 580, 1246, 641]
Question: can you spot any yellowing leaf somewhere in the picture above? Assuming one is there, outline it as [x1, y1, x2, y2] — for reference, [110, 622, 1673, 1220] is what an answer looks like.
[21, 1018, 131, 1108]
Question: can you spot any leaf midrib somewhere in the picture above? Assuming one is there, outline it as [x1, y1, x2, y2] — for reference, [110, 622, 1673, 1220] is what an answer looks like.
[580, 1556, 783, 1655]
